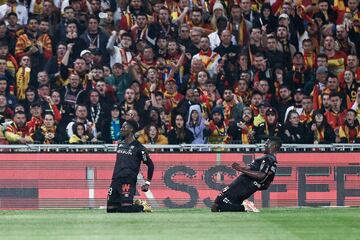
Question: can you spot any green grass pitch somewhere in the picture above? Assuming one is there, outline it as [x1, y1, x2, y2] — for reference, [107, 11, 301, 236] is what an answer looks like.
[0, 208, 359, 240]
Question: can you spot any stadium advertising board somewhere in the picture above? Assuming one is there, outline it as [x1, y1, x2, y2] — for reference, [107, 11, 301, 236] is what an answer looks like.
[0, 153, 359, 209]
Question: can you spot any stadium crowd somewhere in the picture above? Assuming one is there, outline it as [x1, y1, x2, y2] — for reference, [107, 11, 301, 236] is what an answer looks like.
[0, 0, 360, 145]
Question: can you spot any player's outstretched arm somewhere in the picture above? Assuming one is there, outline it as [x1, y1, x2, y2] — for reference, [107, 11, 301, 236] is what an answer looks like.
[141, 157, 154, 192]
[231, 162, 267, 180]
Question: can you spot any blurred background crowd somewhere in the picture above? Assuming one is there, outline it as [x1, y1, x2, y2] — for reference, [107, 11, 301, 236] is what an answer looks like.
[0, 0, 359, 145]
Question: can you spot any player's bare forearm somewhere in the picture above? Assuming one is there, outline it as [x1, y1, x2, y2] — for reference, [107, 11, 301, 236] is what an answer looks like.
[231, 162, 266, 180]
[145, 158, 154, 181]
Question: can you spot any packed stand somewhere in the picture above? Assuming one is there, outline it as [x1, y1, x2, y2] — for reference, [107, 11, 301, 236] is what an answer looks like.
[0, 0, 360, 146]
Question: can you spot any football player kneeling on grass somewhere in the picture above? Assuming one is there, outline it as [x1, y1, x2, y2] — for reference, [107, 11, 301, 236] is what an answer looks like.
[107, 120, 154, 213]
[211, 137, 282, 212]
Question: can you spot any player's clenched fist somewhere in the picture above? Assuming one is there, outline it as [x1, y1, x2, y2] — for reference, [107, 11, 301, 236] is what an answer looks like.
[141, 184, 150, 192]
[231, 162, 241, 170]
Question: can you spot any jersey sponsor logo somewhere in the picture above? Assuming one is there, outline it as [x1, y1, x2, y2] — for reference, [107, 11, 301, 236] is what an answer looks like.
[117, 149, 133, 155]
[222, 186, 229, 193]
[253, 181, 261, 188]
[122, 184, 131, 192]
[222, 197, 232, 204]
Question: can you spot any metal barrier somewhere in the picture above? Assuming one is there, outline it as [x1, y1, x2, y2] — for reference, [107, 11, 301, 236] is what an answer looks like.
[0, 143, 359, 152]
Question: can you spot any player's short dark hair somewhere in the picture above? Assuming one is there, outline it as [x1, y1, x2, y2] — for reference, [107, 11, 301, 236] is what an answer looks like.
[125, 120, 138, 132]
[269, 136, 282, 151]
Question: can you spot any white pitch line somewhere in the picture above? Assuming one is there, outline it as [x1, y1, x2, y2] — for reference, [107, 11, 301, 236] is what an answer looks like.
[137, 173, 160, 208]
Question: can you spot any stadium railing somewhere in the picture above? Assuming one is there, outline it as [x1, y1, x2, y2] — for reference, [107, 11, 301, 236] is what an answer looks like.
[0, 143, 359, 152]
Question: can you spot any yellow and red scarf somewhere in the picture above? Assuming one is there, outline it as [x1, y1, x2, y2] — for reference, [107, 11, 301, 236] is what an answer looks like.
[228, 20, 247, 47]
[16, 67, 31, 100]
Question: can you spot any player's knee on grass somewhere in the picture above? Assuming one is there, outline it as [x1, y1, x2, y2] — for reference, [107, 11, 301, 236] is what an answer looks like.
[106, 205, 120, 213]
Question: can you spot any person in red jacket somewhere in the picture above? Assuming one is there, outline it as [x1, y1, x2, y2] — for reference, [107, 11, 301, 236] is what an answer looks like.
[324, 92, 347, 138]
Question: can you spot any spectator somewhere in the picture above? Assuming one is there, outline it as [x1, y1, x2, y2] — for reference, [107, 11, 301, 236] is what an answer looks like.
[283, 110, 307, 144]
[309, 66, 329, 109]
[193, 36, 221, 77]
[131, 13, 149, 44]
[45, 42, 67, 85]
[342, 70, 357, 106]
[228, 5, 251, 48]
[0, 0, 28, 26]
[163, 78, 184, 114]
[167, 113, 194, 144]
[0, 94, 13, 124]
[299, 96, 314, 124]
[26, 101, 44, 136]
[187, 8, 213, 36]
[148, 7, 178, 43]
[86, 89, 110, 137]
[209, 17, 236, 51]
[105, 63, 133, 102]
[217, 88, 243, 122]
[204, 107, 229, 144]
[186, 104, 207, 144]
[79, 15, 109, 61]
[351, 86, 360, 118]
[307, 110, 335, 144]
[33, 112, 67, 144]
[145, 107, 167, 135]
[335, 24, 356, 55]
[5, 111, 33, 144]
[338, 55, 360, 85]
[284, 88, 305, 123]
[96, 79, 117, 105]
[15, 56, 36, 101]
[324, 92, 347, 132]
[69, 122, 95, 144]
[0, 77, 17, 109]
[107, 31, 134, 68]
[240, 0, 259, 23]
[125, 108, 141, 130]
[137, 123, 168, 144]
[60, 73, 86, 117]
[253, 100, 270, 127]
[227, 107, 255, 144]
[0, 40, 17, 78]
[255, 108, 284, 143]
[101, 104, 122, 144]
[15, 16, 51, 73]
[276, 85, 294, 123]
[66, 104, 96, 138]
[323, 35, 347, 76]
[338, 109, 360, 143]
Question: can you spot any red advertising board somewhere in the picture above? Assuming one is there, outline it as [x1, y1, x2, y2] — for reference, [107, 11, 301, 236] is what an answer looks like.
[0, 153, 359, 209]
